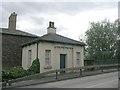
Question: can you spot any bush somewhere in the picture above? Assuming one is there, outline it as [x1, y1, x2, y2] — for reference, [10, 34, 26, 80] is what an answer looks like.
[2, 66, 27, 82]
[28, 58, 40, 74]
[2, 58, 40, 82]
[10, 67, 27, 79]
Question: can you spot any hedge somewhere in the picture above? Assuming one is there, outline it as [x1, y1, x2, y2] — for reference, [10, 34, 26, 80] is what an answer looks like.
[2, 58, 40, 82]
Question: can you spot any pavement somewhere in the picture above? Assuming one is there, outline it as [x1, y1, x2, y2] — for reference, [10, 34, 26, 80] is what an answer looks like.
[20, 72, 118, 88]
[2, 69, 118, 88]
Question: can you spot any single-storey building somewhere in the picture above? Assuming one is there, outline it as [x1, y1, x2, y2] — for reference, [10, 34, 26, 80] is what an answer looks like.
[22, 22, 85, 73]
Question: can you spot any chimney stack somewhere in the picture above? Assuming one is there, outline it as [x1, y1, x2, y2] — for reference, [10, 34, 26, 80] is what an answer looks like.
[47, 21, 56, 34]
[8, 12, 17, 31]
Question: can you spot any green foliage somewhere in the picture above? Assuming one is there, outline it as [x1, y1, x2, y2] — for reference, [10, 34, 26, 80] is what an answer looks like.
[2, 58, 40, 82]
[28, 58, 40, 74]
[2, 66, 27, 82]
[85, 19, 118, 64]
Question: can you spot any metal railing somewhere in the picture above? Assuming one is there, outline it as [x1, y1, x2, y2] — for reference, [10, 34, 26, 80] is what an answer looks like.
[2, 64, 118, 87]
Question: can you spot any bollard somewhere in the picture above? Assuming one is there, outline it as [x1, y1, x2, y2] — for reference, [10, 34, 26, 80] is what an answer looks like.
[80, 69, 82, 75]
[56, 70, 58, 79]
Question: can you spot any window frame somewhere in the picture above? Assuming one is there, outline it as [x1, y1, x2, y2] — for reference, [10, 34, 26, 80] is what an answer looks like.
[45, 50, 51, 66]
[76, 52, 80, 66]
[28, 49, 32, 67]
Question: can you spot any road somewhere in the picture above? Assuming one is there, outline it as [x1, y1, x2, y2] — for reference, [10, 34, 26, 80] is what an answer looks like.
[20, 72, 118, 88]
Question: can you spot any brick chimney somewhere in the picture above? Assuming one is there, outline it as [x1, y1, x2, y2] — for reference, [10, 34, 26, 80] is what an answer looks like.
[8, 12, 17, 31]
[47, 21, 56, 34]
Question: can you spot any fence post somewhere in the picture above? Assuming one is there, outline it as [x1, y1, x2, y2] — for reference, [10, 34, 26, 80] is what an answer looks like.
[56, 70, 58, 79]
[8, 81, 12, 86]
[6, 80, 9, 86]
[80, 69, 82, 75]
[101, 66, 103, 73]
[116, 65, 119, 71]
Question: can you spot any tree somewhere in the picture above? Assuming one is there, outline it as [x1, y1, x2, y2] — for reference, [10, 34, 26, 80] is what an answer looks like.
[85, 19, 118, 64]
[118, 19, 120, 64]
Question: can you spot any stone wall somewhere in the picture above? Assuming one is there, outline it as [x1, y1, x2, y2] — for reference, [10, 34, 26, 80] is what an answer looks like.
[2, 34, 37, 70]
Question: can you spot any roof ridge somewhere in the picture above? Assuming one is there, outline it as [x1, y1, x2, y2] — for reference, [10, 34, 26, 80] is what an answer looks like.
[41, 33, 82, 43]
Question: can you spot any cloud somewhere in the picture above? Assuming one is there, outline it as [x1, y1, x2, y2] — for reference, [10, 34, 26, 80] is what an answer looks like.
[2, 2, 117, 15]
[2, 0, 119, 3]
[1, 2, 117, 27]
[1, 1, 118, 40]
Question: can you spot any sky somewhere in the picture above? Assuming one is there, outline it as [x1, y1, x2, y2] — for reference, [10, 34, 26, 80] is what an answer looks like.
[1, 0, 119, 41]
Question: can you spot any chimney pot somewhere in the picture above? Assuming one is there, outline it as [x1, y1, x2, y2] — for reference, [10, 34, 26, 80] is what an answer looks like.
[49, 21, 54, 28]
[47, 21, 56, 34]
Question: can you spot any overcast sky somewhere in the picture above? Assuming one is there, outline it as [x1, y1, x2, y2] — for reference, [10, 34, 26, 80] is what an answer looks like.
[1, 0, 119, 40]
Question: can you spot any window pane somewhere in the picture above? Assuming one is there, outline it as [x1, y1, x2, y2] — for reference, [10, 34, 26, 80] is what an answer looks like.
[28, 50, 32, 67]
[45, 50, 51, 65]
[76, 52, 80, 66]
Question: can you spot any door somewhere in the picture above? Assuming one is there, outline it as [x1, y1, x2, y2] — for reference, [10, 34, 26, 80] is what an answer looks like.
[60, 54, 66, 73]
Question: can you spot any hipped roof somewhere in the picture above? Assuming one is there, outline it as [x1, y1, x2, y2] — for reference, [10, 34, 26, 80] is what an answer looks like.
[22, 33, 85, 47]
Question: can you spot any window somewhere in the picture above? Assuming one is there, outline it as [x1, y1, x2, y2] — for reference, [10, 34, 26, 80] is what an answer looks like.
[28, 50, 32, 67]
[45, 50, 51, 66]
[76, 52, 80, 66]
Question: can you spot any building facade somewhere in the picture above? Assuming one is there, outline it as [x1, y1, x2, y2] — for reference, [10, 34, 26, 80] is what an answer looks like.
[22, 22, 85, 73]
[1, 12, 39, 69]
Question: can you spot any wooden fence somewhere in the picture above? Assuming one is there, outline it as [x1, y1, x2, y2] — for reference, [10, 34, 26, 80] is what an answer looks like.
[2, 64, 118, 87]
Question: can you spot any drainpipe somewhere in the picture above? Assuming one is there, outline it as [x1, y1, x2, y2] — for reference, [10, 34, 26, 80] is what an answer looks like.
[36, 42, 40, 73]
[36, 43, 38, 59]
[72, 47, 74, 71]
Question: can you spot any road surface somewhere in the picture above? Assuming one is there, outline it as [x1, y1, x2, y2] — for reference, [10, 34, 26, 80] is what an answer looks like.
[20, 72, 118, 88]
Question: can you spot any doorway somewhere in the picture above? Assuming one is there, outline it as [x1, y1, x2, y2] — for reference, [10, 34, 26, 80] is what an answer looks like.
[60, 54, 66, 73]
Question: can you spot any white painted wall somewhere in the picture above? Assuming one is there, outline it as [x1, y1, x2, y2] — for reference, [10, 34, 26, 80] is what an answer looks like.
[38, 42, 55, 73]
[22, 44, 37, 70]
[22, 42, 84, 73]
[73, 46, 84, 67]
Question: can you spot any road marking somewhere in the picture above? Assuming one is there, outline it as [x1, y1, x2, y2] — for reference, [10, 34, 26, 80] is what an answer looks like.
[87, 79, 118, 88]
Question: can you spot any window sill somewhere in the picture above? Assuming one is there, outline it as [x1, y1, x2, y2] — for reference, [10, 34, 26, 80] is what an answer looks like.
[44, 65, 52, 69]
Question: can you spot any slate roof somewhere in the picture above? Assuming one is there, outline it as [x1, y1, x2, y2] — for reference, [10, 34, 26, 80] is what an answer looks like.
[0, 28, 38, 37]
[22, 33, 85, 47]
